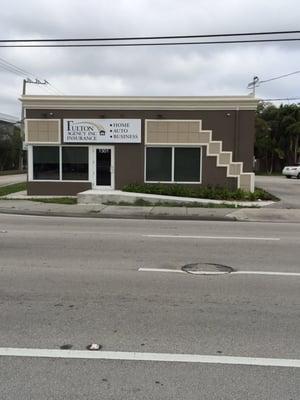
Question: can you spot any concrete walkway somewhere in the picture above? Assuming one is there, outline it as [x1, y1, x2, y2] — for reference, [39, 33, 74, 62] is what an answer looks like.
[255, 175, 300, 209]
[77, 189, 274, 208]
[0, 199, 300, 223]
[0, 173, 26, 187]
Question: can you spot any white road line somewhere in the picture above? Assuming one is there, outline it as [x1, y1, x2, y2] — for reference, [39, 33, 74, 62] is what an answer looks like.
[138, 268, 185, 274]
[234, 271, 300, 277]
[0, 348, 299, 368]
[144, 234, 280, 241]
[138, 268, 300, 277]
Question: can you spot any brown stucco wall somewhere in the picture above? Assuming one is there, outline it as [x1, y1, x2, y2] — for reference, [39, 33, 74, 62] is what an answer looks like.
[115, 144, 144, 189]
[236, 110, 255, 172]
[27, 181, 91, 195]
[201, 147, 236, 189]
[26, 108, 255, 193]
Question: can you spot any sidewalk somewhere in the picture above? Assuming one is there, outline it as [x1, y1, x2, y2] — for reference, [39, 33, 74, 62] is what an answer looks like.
[0, 173, 26, 187]
[0, 199, 300, 223]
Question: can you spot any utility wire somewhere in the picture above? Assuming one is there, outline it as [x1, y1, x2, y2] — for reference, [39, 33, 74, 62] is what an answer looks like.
[0, 55, 63, 95]
[47, 82, 64, 95]
[259, 70, 300, 84]
[0, 56, 36, 78]
[0, 62, 25, 77]
[0, 30, 299, 43]
[0, 58, 56, 96]
[262, 97, 300, 101]
[1, 37, 300, 48]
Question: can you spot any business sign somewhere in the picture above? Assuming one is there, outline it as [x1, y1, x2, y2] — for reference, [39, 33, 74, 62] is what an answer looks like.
[63, 119, 141, 143]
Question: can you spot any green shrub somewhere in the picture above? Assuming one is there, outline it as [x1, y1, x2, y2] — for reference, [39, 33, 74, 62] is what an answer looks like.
[122, 183, 278, 201]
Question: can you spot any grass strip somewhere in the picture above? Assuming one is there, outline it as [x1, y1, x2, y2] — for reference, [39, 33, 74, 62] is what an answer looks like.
[0, 182, 26, 197]
[30, 197, 77, 205]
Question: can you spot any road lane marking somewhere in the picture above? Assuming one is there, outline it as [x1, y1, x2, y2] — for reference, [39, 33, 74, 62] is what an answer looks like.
[0, 348, 299, 368]
[138, 268, 300, 277]
[144, 234, 280, 241]
[234, 271, 300, 277]
[138, 268, 186, 274]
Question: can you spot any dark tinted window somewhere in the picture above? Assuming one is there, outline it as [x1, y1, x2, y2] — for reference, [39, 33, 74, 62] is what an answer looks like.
[62, 147, 88, 180]
[174, 148, 200, 182]
[146, 147, 172, 181]
[33, 146, 59, 180]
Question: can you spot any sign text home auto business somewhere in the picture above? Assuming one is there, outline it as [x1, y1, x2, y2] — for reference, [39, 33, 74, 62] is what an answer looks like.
[63, 119, 141, 143]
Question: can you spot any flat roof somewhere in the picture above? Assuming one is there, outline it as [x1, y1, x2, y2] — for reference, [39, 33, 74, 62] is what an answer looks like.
[20, 95, 259, 110]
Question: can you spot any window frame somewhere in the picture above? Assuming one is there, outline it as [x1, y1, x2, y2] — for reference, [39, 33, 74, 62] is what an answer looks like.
[144, 145, 202, 184]
[28, 144, 91, 182]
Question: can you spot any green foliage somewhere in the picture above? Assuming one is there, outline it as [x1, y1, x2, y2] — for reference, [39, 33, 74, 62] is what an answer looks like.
[0, 182, 26, 197]
[255, 103, 300, 172]
[122, 183, 277, 201]
[0, 122, 22, 171]
[103, 199, 246, 208]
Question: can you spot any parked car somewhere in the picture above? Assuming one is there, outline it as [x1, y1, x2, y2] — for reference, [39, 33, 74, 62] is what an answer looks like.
[282, 164, 300, 179]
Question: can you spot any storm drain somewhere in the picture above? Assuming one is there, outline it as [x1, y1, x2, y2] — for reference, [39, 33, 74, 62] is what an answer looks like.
[182, 263, 234, 275]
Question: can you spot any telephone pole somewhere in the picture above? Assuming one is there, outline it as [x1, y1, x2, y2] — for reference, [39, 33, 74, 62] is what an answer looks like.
[247, 76, 259, 96]
[22, 78, 49, 95]
[21, 78, 49, 171]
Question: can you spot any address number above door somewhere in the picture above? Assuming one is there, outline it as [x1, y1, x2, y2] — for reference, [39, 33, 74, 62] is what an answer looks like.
[63, 119, 141, 143]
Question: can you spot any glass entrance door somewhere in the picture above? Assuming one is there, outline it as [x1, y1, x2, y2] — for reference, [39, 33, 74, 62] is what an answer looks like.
[94, 147, 114, 189]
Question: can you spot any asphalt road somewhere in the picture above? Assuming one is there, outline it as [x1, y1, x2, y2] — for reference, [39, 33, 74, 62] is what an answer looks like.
[255, 175, 300, 209]
[0, 214, 299, 399]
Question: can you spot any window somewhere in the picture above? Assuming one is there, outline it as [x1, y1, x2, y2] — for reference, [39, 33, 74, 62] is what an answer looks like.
[62, 147, 88, 180]
[33, 146, 59, 180]
[31, 145, 89, 181]
[146, 146, 201, 183]
[174, 148, 200, 182]
[146, 147, 172, 181]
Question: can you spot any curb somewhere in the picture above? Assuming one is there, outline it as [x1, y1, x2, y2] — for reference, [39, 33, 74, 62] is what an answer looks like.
[1, 208, 299, 223]
[0, 208, 237, 222]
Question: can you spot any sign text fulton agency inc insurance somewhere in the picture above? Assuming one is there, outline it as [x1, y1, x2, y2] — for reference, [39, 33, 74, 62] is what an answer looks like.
[63, 119, 141, 143]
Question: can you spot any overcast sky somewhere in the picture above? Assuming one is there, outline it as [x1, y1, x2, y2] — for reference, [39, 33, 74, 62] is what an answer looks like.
[1, 0, 300, 118]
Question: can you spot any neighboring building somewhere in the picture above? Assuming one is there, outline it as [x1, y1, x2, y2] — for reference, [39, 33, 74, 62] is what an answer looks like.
[0, 112, 19, 132]
[21, 95, 259, 195]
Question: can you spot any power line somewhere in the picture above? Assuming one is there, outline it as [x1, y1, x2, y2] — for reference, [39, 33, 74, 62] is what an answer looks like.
[0, 56, 36, 78]
[0, 62, 25, 78]
[247, 70, 300, 96]
[0, 55, 63, 95]
[47, 82, 64, 95]
[1, 37, 300, 48]
[262, 97, 300, 101]
[260, 70, 300, 84]
[0, 30, 299, 43]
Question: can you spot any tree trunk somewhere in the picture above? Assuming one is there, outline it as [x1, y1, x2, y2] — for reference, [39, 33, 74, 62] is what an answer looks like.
[294, 135, 299, 164]
[267, 151, 274, 174]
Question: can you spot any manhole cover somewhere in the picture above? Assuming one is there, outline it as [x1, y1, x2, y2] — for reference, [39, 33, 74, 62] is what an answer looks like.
[182, 263, 233, 275]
